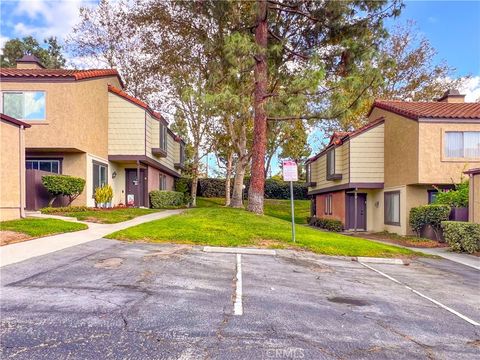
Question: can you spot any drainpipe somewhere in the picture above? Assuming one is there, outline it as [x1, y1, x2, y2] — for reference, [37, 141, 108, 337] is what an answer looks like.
[19, 125, 26, 218]
[354, 189, 358, 233]
[136, 160, 141, 208]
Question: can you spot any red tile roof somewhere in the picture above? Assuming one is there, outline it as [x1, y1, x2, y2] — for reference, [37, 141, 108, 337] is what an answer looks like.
[1, 113, 31, 128]
[371, 100, 480, 120]
[0, 68, 123, 85]
[108, 85, 166, 122]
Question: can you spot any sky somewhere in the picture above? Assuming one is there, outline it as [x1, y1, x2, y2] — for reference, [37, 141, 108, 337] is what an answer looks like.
[1, 0, 479, 175]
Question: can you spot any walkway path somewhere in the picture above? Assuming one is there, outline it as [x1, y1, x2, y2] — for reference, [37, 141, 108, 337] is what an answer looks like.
[0, 210, 183, 267]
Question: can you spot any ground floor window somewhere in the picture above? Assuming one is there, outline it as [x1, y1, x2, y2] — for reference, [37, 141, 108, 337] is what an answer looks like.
[93, 161, 108, 195]
[384, 191, 400, 226]
[428, 190, 438, 204]
[26, 159, 60, 173]
[324, 194, 332, 215]
[159, 174, 167, 190]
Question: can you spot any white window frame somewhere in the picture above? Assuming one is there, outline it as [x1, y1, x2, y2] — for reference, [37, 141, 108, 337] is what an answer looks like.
[1, 91, 46, 121]
[26, 159, 60, 173]
[445, 131, 480, 159]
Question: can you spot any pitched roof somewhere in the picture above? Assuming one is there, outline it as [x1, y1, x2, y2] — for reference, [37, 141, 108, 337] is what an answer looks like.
[0, 68, 123, 86]
[371, 100, 480, 120]
[108, 85, 167, 123]
[306, 117, 385, 164]
[1, 113, 31, 128]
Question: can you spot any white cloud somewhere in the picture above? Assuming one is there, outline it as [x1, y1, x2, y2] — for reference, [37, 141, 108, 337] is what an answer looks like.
[460, 76, 480, 102]
[0, 35, 9, 54]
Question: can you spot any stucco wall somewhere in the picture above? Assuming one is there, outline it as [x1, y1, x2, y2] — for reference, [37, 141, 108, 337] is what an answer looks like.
[0, 121, 22, 220]
[349, 123, 384, 183]
[468, 172, 480, 223]
[315, 191, 346, 224]
[418, 122, 480, 184]
[362, 189, 384, 232]
[1, 77, 121, 159]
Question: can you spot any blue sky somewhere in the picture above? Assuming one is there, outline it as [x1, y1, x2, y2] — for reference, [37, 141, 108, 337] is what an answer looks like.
[1, 0, 479, 175]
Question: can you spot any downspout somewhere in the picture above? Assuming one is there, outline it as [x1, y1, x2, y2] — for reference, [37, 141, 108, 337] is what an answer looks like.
[19, 125, 25, 218]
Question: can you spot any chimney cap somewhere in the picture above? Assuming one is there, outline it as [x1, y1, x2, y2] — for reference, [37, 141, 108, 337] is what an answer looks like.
[16, 54, 45, 68]
[437, 89, 465, 102]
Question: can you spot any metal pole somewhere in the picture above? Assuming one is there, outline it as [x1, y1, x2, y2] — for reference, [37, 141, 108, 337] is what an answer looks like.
[290, 181, 296, 242]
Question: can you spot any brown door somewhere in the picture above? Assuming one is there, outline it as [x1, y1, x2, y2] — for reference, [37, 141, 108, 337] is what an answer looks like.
[346, 193, 367, 230]
[125, 169, 147, 207]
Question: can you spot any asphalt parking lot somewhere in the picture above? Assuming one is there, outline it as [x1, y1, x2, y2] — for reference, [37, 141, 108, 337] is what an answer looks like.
[1, 239, 479, 359]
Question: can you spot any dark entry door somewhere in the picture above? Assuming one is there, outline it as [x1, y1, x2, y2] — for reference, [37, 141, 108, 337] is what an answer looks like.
[346, 193, 367, 230]
[125, 169, 147, 207]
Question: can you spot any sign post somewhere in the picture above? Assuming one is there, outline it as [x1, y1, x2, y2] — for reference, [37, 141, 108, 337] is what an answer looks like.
[282, 160, 298, 243]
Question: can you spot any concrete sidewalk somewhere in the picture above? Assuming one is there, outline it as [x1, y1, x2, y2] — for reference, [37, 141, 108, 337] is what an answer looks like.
[0, 209, 184, 267]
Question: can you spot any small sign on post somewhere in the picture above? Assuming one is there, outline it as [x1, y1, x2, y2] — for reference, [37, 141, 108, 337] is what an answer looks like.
[282, 160, 298, 242]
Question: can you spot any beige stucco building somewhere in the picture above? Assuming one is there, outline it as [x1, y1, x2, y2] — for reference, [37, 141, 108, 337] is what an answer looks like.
[306, 91, 480, 235]
[465, 168, 480, 224]
[0, 114, 30, 220]
[0, 55, 184, 210]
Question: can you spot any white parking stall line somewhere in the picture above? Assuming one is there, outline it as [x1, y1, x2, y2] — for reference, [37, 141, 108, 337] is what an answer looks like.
[359, 261, 480, 327]
[234, 254, 243, 316]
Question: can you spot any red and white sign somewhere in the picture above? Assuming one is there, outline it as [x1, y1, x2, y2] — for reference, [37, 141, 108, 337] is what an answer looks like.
[282, 160, 298, 182]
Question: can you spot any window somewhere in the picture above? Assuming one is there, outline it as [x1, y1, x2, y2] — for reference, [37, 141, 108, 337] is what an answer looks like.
[159, 174, 167, 190]
[306, 163, 311, 183]
[428, 190, 438, 204]
[93, 161, 108, 195]
[324, 194, 333, 215]
[384, 191, 400, 226]
[326, 149, 335, 177]
[180, 143, 185, 165]
[2, 91, 46, 120]
[160, 124, 167, 152]
[26, 159, 60, 173]
[445, 131, 480, 158]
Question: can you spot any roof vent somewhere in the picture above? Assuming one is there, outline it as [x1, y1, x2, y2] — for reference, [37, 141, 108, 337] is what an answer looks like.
[16, 54, 45, 69]
[437, 89, 465, 103]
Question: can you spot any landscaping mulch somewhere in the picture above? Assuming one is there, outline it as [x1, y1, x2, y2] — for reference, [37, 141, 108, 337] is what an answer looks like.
[349, 232, 447, 249]
[0, 231, 32, 246]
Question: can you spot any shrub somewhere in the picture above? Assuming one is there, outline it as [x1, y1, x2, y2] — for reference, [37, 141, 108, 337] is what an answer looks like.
[41, 206, 92, 214]
[409, 205, 451, 240]
[434, 179, 469, 208]
[42, 175, 86, 206]
[149, 190, 185, 208]
[94, 185, 113, 206]
[442, 221, 480, 254]
[308, 216, 343, 232]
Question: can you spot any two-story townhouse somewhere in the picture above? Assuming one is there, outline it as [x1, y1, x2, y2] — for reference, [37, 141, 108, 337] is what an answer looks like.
[0, 55, 184, 211]
[306, 90, 480, 235]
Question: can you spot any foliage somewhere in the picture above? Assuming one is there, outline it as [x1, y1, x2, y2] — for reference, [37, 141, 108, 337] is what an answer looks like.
[1, 36, 66, 68]
[442, 221, 480, 254]
[42, 207, 159, 224]
[308, 216, 343, 232]
[106, 207, 418, 258]
[434, 180, 469, 208]
[149, 190, 185, 209]
[42, 175, 86, 206]
[0, 218, 87, 237]
[41, 206, 91, 214]
[409, 205, 451, 240]
[94, 185, 113, 205]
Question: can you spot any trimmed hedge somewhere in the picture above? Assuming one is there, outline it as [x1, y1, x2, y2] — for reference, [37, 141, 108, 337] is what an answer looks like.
[308, 216, 343, 232]
[42, 175, 86, 206]
[174, 177, 308, 200]
[409, 205, 451, 240]
[149, 190, 185, 208]
[442, 221, 480, 254]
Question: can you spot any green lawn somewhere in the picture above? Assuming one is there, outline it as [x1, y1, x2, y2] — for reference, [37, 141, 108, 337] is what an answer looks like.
[42, 208, 161, 224]
[196, 197, 310, 224]
[106, 207, 419, 258]
[1, 218, 87, 237]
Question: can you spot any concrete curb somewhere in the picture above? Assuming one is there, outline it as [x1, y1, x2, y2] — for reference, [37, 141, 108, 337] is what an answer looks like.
[203, 246, 276, 256]
[355, 257, 406, 265]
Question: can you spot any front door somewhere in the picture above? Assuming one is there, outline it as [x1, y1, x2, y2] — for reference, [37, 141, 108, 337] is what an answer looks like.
[346, 193, 367, 230]
[125, 169, 147, 207]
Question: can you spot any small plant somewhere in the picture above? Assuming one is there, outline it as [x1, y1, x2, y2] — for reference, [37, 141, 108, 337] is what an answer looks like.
[42, 175, 86, 206]
[308, 216, 343, 232]
[94, 185, 113, 207]
[150, 190, 185, 208]
[442, 221, 480, 254]
[433, 178, 469, 208]
[409, 205, 450, 240]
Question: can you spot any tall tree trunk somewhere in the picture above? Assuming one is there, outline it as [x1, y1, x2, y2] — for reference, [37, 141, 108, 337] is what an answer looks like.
[191, 148, 200, 207]
[231, 156, 248, 208]
[224, 151, 233, 206]
[248, 0, 268, 214]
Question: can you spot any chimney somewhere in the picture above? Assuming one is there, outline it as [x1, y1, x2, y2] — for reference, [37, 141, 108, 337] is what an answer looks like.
[16, 54, 45, 69]
[437, 89, 465, 103]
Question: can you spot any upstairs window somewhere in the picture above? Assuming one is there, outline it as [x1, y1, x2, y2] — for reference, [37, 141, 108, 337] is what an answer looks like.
[180, 143, 185, 165]
[445, 131, 480, 158]
[326, 149, 335, 177]
[306, 163, 311, 183]
[160, 124, 168, 152]
[2, 91, 46, 120]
